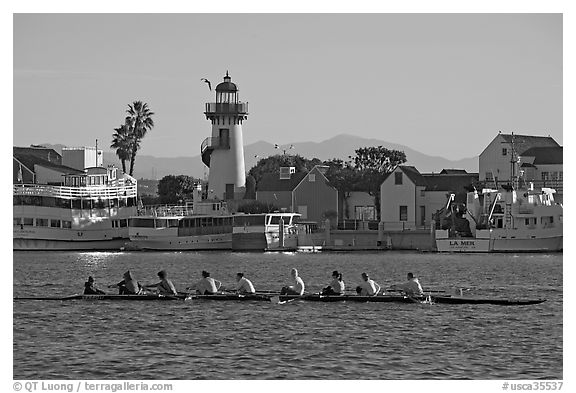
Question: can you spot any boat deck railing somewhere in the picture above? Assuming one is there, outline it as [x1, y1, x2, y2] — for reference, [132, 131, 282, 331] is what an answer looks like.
[13, 183, 137, 199]
[137, 204, 193, 217]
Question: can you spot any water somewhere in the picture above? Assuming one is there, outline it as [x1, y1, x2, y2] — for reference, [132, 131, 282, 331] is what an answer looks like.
[13, 251, 562, 379]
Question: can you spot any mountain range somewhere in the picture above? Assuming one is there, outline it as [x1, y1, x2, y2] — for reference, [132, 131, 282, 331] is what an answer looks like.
[38, 134, 478, 179]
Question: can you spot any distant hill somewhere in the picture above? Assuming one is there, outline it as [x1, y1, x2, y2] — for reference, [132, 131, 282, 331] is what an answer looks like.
[32, 134, 478, 179]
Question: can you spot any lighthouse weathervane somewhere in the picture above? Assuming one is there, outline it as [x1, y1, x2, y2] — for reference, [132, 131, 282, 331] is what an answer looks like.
[201, 72, 248, 200]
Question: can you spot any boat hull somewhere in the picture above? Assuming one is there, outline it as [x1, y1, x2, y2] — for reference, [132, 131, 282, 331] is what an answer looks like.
[13, 237, 128, 251]
[128, 233, 232, 251]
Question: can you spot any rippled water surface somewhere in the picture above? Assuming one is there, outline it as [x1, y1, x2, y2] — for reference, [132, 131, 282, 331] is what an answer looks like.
[13, 251, 562, 379]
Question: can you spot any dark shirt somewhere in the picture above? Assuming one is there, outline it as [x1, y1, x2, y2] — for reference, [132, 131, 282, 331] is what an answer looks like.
[84, 282, 105, 295]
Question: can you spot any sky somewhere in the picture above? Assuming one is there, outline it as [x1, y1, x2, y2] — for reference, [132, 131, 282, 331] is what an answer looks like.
[13, 13, 562, 161]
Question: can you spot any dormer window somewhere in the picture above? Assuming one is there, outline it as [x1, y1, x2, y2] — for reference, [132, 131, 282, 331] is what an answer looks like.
[395, 172, 403, 185]
[502, 148, 508, 156]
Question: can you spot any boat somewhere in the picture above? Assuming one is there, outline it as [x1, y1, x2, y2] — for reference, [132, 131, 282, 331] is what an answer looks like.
[128, 207, 301, 251]
[435, 184, 562, 252]
[15, 293, 546, 306]
[232, 212, 301, 251]
[13, 165, 138, 250]
[127, 201, 234, 250]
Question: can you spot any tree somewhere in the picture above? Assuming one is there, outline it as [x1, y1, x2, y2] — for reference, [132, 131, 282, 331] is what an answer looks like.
[353, 146, 407, 220]
[323, 158, 362, 220]
[124, 101, 154, 176]
[248, 154, 322, 185]
[110, 123, 132, 173]
[157, 175, 199, 204]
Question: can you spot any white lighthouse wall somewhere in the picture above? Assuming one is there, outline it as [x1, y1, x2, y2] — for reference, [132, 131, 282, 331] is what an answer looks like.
[208, 122, 246, 199]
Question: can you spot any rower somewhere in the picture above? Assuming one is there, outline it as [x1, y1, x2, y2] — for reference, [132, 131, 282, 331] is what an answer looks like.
[322, 270, 345, 295]
[355, 272, 381, 296]
[189, 271, 222, 295]
[109, 270, 142, 295]
[280, 268, 305, 295]
[390, 272, 424, 296]
[235, 272, 255, 294]
[143, 270, 178, 296]
[84, 276, 105, 295]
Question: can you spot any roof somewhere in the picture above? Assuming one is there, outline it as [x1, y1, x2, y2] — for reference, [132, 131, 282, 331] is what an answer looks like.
[215, 72, 238, 92]
[520, 146, 563, 165]
[440, 169, 468, 174]
[14, 153, 83, 175]
[423, 173, 479, 192]
[498, 133, 560, 154]
[400, 166, 427, 186]
[13, 146, 61, 162]
[257, 172, 307, 192]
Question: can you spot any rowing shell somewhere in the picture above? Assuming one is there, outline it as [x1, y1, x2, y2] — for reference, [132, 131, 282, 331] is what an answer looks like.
[13, 293, 547, 305]
[273, 294, 547, 305]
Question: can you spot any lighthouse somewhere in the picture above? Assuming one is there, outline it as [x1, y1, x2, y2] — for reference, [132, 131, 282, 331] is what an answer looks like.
[201, 72, 248, 200]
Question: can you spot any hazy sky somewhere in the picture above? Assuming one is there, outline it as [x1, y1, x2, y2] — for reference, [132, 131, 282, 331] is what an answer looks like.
[13, 13, 562, 160]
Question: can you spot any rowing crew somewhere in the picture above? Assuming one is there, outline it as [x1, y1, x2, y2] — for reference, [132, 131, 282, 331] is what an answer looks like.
[83, 270, 255, 296]
[83, 269, 424, 297]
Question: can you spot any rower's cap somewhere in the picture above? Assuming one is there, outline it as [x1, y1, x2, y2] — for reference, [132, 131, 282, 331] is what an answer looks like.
[158, 270, 167, 278]
[332, 270, 339, 277]
[88, 276, 94, 282]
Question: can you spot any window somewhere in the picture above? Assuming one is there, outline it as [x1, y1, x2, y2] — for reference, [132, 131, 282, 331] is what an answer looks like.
[395, 172, 403, 185]
[119, 219, 128, 228]
[541, 172, 549, 181]
[14, 218, 21, 226]
[50, 219, 61, 228]
[399, 206, 408, 221]
[308, 174, 316, 182]
[502, 148, 508, 156]
[559, 172, 563, 181]
[37, 218, 48, 227]
[62, 221, 72, 229]
[23, 218, 34, 226]
[486, 172, 493, 181]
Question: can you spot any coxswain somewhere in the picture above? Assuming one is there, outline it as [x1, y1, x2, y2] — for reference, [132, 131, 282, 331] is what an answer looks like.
[355, 272, 381, 296]
[235, 273, 255, 294]
[280, 268, 305, 295]
[144, 270, 178, 296]
[84, 276, 105, 295]
[390, 272, 424, 296]
[322, 270, 345, 295]
[189, 271, 222, 295]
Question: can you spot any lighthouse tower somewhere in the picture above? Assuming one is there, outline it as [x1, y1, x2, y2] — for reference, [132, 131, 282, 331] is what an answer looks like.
[201, 72, 248, 200]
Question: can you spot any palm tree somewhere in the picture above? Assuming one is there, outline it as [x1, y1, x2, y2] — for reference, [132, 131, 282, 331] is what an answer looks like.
[125, 101, 154, 176]
[110, 123, 132, 173]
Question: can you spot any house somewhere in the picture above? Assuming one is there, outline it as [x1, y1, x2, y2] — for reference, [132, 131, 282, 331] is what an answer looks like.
[379, 166, 427, 230]
[479, 133, 560, 184]
[518, 146, 563, 198]
[256, 165, 338, 224]
[423, 171, 479, 224]
[339, 191, 376, 221]
[380, 166, 478, 229]
[13, 152, 84, 185]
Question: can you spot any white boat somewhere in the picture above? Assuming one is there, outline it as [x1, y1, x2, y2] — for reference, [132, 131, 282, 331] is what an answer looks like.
[435, 184, 562, 252]
[13, 166, 137, 250]
[232, 212, 301, 251]
[127, 202, 233, 250]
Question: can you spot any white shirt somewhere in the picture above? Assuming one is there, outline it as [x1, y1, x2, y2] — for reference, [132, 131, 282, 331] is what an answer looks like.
[194, 277, 221, 294]
[359, 279, 380, 296]
[292, 276, 305, 295]
[399, 278, 423, 295]
[236, 277, 255, 294]
[329, 279, 345, 294]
